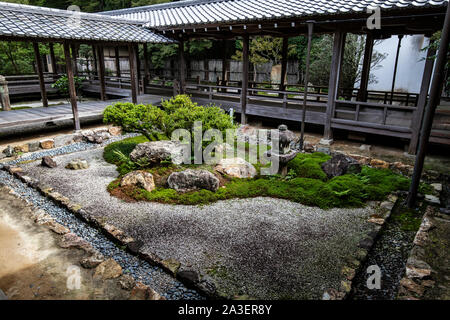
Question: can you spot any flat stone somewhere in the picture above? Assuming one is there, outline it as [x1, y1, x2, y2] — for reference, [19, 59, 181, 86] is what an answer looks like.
[59, 232, 93, 252]
[27, 141, 40, 152]
[119, 274, 136, 291]
[425, 194, 440, 205]
[40, 139, 54, 149]
[41, 156, 57, 168]
[54, 133, 82, 147]
[215, 157, 256, 179]
[121, 170, 155, 192]
[161, 258, 181, 275]
[406, 265, 432, 279]
[130, 282, 164, 300]
[368, 217, 385, 225]
[167, 169, 219, 192]
[430, 183, 442, 192]
[177, 270, 199, 287]
[80, 252, 105, 269]
[370, 159, 389, 169]
[14, 144, 29, 153]
[65, 159, 89, 170]
[321, 153, 361, 178]
[108, 126, 122, 136]
[43, 220, 70, 235]
[130, 140, 185, 164]
[94, 259, 123, 280]
[319, 138, 333, 146]
[400, 278, 424, 296]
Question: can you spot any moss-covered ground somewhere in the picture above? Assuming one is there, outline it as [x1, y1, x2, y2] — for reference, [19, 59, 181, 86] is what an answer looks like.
[104, 135, 430, 209]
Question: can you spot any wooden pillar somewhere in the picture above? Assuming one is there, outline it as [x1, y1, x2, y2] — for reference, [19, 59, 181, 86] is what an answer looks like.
[280, 36, 289, 93]
[135, 44, 142, 94]
[300, 22, 314, 150]
[390, 35, 403, 104]
[408, 43, 436, 154]
[323, 31, 346, 141]
[178, 39, 186, 94]
[358, 34, 374, 102]
[221, 39, 228, 84]
[143, 43, 150, 88]
[204, 60, 209, 82]
[115, 46, 121, 78]
[49, 43, 58, 80]
[407, 3, 450, 207]
[241, 34, 250, 125]
[33, 42, 48, 108]
[63, 42, 80, 131]
[96, 45, 106, 101]
[71, 43, 78, 76]
[92, 45, 98, 79]
[128, 44, 138, 104]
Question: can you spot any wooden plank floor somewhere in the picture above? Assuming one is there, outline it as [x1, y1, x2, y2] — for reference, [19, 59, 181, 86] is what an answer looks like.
[0, 95, 168, 129]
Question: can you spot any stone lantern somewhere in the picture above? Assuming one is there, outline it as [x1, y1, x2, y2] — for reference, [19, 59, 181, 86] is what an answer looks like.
[266, 124, 298, 176]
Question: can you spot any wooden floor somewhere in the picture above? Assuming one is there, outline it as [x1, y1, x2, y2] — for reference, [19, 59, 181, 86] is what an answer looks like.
[0, 94, 167, 130]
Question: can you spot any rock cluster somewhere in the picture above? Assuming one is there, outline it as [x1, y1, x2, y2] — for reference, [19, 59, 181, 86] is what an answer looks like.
[167, 169, 219, 192]
[41, 156, 57, 168]
[81, 129, 111, 144]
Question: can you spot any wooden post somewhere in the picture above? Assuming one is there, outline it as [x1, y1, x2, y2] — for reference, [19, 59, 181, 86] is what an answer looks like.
[323, 31, 345, 141]
[63, 42, 80, 131]
[71, 43, 78, 76]
[390, 35, 403, 104]
[115, 46, 121, 78]
[178, 39, 186, 94]
[407, 3, 450, 208]
[0, 75, 11, 111]
[280, 36, 289, 93]
[241, 34, 250, 124]
[300, 22, 314, 150]
[358, 34, 374, 102]
[408, 44, 436, 154]
[128, 44, 138, 104]
[96, 45, 106, 101]
[49, 43, 58, 80]
[33, 42, 48, 108]
[135, 44, 141, 94]
[92, 45, 98, 79]
[204, 59, 209, 82]
[143, 43, 150, 89]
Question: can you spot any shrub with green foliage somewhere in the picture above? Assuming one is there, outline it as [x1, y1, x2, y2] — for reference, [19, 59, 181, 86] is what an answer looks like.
[103, 95, 235, 143]
[51, 74, 84, 97]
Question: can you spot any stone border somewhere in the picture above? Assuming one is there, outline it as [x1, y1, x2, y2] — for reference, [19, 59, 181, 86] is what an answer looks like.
[2, 165, 213, 299]
[0, 183, 164, 300]
[321, 194, 398, 300]
[0, 126, 122, 161]
[396, 205, 437, 300]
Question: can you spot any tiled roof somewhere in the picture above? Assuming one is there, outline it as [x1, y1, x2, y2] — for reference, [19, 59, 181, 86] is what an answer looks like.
[102, 0, 449, 29]
[0, 2, 171, 43]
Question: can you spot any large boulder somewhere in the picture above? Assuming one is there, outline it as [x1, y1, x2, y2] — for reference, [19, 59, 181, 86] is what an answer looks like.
[321, 154, 361, 179]
[130, 141, 185, 164]
[167, 169, 219, 192]
[215, 157, 257, 178]
[121, 170, 155, 192]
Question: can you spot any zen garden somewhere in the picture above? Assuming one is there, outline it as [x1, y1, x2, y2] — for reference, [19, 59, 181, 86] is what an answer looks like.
[0, 0, 449, 308]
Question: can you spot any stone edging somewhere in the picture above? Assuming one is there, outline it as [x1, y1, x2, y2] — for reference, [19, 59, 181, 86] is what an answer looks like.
[322, 194, 398, 300]
[396, 206, 436, 300]
[2, 165, 213, 299]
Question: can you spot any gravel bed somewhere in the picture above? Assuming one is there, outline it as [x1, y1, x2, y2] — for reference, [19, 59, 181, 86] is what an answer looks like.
[350, 201, 420, 300]
[0, 136, 203, 300]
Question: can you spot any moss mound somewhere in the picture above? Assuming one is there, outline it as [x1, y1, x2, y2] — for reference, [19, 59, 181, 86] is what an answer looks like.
[104, 136, 424, 209]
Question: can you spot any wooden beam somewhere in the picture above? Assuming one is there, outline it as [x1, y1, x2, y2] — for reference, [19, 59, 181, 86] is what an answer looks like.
[323, 31, 346, 141]
[241, 34, 250, 124]
[63, 41, 80, 131]
[96, 45, 107, 101]
[358, 34, 374, 102]
[143, 43, 150, 86]
[49, 43, 58, 80]
[280, 36, 289, 93]
[71, 43, 78, 76]
[33, 42, 48, 108]
[128, 44, 138, 104]
[115, 46, 121, 78]
[408, 43, 436, 154]
[178, 39, 186, 94]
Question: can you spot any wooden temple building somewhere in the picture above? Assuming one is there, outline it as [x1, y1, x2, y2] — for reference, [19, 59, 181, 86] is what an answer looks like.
[0, 0, 449, 154]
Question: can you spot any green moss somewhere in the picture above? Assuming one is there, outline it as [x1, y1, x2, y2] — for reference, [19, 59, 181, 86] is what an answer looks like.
[105, 139, 413, 209]
[287, 152, 331, 180]
[391, 205, 423, 231]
